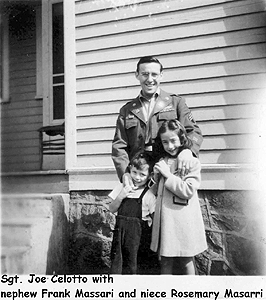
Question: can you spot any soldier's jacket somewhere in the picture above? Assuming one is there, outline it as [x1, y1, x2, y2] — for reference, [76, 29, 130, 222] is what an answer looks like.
[112, 89, 203, 180]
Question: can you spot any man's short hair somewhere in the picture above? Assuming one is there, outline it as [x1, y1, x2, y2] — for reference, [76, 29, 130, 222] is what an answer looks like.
[136, 56, 163, 73]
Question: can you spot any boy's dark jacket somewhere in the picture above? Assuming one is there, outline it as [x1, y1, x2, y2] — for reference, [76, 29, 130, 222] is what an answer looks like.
[112, 89, 203, 180]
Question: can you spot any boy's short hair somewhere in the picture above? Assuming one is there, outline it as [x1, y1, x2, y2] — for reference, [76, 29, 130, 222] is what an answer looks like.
[130, 151, 155, 174]
[136, 56, 163, 73]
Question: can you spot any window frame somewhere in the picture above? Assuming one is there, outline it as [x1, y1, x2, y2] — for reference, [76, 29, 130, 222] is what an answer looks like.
[42, 0, 64, 126]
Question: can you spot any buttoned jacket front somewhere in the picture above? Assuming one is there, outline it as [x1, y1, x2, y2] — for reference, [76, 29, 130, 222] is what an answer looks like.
[112, 89, 203, 180]
[150, 157, 206, 256]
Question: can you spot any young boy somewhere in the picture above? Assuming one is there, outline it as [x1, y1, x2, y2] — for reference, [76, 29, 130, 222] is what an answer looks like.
[108, 151, 158, 274]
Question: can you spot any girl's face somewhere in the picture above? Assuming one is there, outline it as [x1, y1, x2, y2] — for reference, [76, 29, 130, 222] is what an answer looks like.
[129, 164, 150, 188]
[160, 129, 181, 157]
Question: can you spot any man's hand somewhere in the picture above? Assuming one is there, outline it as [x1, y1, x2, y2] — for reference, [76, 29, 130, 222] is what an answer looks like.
[122, 172, 136, 191]
[177, 149, 195, 176]
[154, 160, 171, 179]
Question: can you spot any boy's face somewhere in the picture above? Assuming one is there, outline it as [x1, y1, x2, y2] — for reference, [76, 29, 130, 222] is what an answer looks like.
[129, 164, 150, 188]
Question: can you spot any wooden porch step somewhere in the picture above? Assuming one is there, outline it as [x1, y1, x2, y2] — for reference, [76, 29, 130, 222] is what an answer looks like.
[1, 193, 70, 274]
[1, 246, 31, 274]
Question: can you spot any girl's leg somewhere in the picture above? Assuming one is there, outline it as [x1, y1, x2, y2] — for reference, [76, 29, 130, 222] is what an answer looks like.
[175, 257, 195, 275]
[173, 258, 182, 275]
[160, 256, 174, 274]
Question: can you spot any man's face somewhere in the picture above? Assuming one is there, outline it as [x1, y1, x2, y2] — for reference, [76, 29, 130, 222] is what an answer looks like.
[135, 62, 163, 98]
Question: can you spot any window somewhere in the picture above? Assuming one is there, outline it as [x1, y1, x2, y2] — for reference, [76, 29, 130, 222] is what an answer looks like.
[0, 12, 9, 103]
[36, 4, 42, 100]
[42, 0, 64, 125]
[52, 2, 64, 120]
[41, 0, 65, 170]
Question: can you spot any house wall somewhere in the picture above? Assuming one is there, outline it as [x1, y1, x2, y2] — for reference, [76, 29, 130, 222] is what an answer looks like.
[73, 0, 266, 187]
[67, 0, 266, 276]
[0, 2, 69, 275]
[1, 3, 42, 172]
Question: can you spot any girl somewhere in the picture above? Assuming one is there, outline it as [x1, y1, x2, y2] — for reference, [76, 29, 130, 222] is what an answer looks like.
[151, 119, 207, 275]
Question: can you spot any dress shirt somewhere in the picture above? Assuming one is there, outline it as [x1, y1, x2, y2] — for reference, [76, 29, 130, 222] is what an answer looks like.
[139, 89, 160, 144]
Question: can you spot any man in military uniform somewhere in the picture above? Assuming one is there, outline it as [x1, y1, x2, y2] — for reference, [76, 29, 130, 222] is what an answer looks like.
[111, 56, 203, 274]
[112, 56, 203, 183]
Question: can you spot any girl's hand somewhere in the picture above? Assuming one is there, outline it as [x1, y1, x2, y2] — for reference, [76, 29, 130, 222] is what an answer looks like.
[154, 160, 171, 179]
[177, 149, 194, 176]
[152, 169, 160, 183]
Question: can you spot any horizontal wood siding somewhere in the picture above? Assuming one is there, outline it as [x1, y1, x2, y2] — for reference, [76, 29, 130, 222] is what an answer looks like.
[75, 0, 266, 169]
[1, 6, 42, 172]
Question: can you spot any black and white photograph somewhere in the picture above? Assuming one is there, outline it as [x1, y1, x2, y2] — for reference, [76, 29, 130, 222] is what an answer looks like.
[0, 0, 266, 298]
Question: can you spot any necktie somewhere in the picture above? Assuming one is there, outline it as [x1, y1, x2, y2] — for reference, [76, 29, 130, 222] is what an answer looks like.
[144, 97, 156, 144]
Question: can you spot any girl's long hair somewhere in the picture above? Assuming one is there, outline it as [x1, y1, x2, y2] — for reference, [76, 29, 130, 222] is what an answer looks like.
[154, 119, 192, 160]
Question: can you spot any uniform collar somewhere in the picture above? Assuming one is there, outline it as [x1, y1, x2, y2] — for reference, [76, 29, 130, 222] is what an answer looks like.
[128, 97, 146, 123]
[138, 88, 160, 102]
[153, 89, 174, 115]
[129, 89, 175, 122]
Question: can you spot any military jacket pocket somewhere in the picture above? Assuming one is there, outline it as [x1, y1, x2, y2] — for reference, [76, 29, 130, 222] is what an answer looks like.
[125, 118, 138, 129]
[158, 110, 177, 121]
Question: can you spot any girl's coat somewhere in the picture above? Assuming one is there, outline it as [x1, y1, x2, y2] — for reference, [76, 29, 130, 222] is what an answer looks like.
[151, 157, 207, 257]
